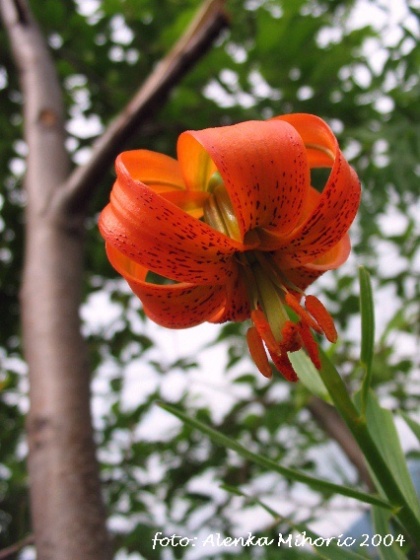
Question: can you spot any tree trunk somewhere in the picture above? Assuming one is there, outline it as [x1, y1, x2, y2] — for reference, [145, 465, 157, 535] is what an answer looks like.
[21, 213, 113, 560]
[0, 0, 112, 557]
[0, 0, 228, 557]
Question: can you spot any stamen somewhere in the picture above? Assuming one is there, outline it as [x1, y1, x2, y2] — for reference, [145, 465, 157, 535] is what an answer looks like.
[266, 348, 298, 383]
[305, 295, 338, 343]
[203, 194, 228, 236]
[207, 171, 224, 192]
[246, 326, 272, 379]
[298, 321, 321, 369]
[251, 310, 300, 382]
[251, 309, 278, 355]
[252, 266, 289, 341]
[285, 292, 322, 332]
[203, 184, 241, 241]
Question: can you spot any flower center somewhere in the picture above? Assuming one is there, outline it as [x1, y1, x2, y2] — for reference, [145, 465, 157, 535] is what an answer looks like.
[203, 175, 337, 381]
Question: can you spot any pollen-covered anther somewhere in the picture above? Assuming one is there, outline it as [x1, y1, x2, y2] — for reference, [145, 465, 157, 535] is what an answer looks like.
[267, 348, 299, 383]
[250, 308, 279, 355]
[304, 295, 338, 343]
[246, 326, 273, 379]
[298, 321, 321, 370]
[250, 309, 299, 382]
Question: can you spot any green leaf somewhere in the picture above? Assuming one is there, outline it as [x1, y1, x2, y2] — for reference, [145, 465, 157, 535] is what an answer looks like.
[358, 266, 375, 411]
[159, 402, 392, 509]
[356, 391, 420, 522]
[222, 485, 369, 559]
[399, 411, 420, 443]
[221, 483, 281, 519]
[371, 506, 407, 560]
[289, 349, 330, 403]
[316, 352, 420, 545]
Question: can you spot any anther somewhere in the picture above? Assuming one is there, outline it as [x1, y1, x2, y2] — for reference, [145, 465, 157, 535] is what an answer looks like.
[305, 295, 338, 343]
[246, 326, 272, 379]
[298, 321, 321, 369]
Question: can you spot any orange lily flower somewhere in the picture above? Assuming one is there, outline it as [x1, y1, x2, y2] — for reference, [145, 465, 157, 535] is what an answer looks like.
[99, 114, 361, 382]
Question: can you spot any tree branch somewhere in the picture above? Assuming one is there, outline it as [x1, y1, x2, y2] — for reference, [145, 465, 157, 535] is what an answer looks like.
[307, 396, 375, 491]
[58, 0, 229, 215]
[0, 535, 34, 560]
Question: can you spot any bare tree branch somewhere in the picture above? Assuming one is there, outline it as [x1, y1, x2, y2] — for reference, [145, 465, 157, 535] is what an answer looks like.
[58, 0, 229, 215]
[308, 396, 375, 491]
[0, 534, 34, 560]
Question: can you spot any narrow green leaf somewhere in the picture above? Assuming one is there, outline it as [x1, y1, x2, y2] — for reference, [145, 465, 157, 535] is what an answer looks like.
[318, 349, 362, 427]
[221, 485, 369, 559]
[318, 351, 420, 544]
[371, 506, 407, 560]
[289, 349, 331, 403]
[221, 484, 281, 519]
[356, 391, 420, 522]
[358, 266, 375, 411]
[400, 411, 420, 443]
[159, 402, 392, 509]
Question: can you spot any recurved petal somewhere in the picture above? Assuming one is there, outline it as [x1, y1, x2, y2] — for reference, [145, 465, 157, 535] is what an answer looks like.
[99, 155, 243, 284]
[277, 234, 352, 291]
[178, 119, 310, 241]
[105, 245, 227, 328]
[275, 113, 337, 167]
[272, 114, 361, 267]
[117, 150, 185, 193]
[256, 186, 320, 250]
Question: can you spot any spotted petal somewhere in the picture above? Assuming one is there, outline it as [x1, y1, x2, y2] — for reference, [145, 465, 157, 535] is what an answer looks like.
[271, 114, 361, 266]
[99, 154, 244, 285]
[105, 245, 227, 328]
[117, 150, 185, 193]
[178, 119, 310, 242]
[118, 150, 209, 218]
[208, 268, 250, 323]
[277, 234, 352, 291]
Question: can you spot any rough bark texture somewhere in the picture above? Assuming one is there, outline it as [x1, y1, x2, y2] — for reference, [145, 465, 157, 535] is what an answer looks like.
[0, 0, 113, 557]
[22, 222, 112, 559]
[0, 0, 228, 558]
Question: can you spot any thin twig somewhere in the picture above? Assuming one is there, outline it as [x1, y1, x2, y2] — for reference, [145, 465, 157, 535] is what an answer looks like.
[0, 534, 34, 560]
[58, 0, 229, 215]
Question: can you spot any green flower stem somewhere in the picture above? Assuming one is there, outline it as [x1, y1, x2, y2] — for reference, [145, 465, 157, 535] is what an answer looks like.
[318, 349, 420, 549]
[358, 266, 375, 415]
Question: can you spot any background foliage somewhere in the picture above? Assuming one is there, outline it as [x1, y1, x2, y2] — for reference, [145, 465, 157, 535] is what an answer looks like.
[1, 0, 419, 558]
